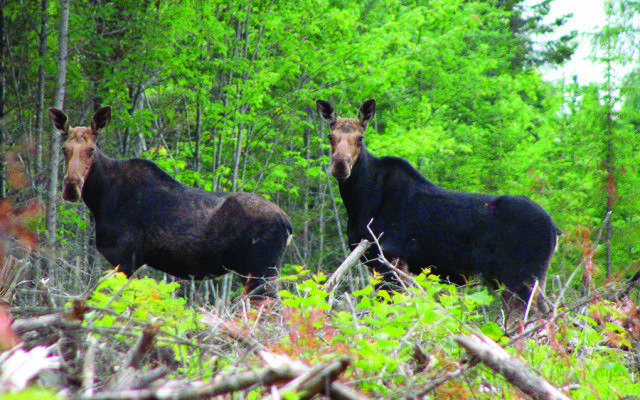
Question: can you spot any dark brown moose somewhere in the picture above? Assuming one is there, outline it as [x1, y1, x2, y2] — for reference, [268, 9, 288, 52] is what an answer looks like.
[316, 98, 560, 308]
[49, 106, 292, 298]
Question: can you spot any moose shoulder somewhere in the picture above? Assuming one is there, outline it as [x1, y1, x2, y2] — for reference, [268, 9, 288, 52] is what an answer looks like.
[49, 106, 292, 298]
[316, 98, 560, 306]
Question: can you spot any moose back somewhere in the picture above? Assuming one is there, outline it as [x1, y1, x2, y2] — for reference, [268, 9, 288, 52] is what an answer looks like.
[316, 99, 560, 305]
[49, 106, 292, 297]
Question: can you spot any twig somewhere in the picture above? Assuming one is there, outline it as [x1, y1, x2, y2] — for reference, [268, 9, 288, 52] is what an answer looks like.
[121, 322, 160, 370]
[0, 256, 28, 303]
[553, 211, 611, 314]
[523, 278, 540, 322]
[455, 333, 571, 400]
[416, 364, 475, 397]
[365, 221, 424, 293]
[37, 278, 58, 309]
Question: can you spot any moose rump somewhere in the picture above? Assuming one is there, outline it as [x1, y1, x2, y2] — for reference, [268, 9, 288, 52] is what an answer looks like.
[316, 98, 560, 306]
[49, 106, 292, 297]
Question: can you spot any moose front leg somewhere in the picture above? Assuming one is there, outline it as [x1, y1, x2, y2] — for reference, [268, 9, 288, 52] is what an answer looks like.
[240, 272, 279, 301]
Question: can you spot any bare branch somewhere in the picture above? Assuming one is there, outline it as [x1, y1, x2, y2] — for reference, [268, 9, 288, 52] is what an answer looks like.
[324, 239, 371, 293]
[455, 333, 571, 400]
[276, 357, 350, 400]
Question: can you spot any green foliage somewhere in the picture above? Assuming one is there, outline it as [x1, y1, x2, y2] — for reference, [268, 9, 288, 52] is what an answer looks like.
[522, 300, 640, 399]
[278, 271, 494, 396]
[56, 204, 87, 244]
[275, 271, 640, 398]
[21, 0, 634, 281]
[1, 388, 59, 400]
[87, 272, 197, 331]
[82, 272, 213, 378]
[330, 273, 494, 395]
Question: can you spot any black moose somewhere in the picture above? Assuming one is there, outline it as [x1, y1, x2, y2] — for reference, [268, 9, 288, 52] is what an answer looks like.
[316, 98, 560, 307]
[49, 106, 292, 298]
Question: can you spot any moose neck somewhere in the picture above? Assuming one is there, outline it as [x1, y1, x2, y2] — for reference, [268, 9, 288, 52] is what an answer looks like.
[337, 146, 381, 230]
[81, 151, 116, 214]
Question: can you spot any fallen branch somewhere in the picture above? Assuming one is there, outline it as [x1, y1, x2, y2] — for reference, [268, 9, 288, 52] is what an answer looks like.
[12, 312, 81, 334]
[86, 364, 300, 400]
[204, 313, 371, 400]
[12, 299, 88, 334]
[276, 357, 350, 400]
[81, 335, 98, 397]
[455, 333, 571, 400]
[324, 239, 371, 293]
[109, 323, 162, 390]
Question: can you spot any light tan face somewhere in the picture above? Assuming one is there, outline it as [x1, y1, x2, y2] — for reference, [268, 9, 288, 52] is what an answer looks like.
[316, 98, 376, 182]
[328, 119, 365, 180]
[61, 127, 97, 202]
[49, 106, 111, 202]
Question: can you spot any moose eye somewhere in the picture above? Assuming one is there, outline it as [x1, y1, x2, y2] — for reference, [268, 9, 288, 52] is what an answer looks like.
[327, 134, 334, 142]
[358, 136, 364, 143]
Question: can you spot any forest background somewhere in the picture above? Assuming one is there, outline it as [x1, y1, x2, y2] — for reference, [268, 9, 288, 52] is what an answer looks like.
[2, 0, 640, 299]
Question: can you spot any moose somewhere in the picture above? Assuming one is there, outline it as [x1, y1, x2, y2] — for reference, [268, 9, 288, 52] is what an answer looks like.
[316, 99, 560, 308]
[49, 106, 292, 298]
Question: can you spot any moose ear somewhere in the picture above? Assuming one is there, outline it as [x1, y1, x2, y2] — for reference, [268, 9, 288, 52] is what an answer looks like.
[358, 99, 376, 130]
[316, 100, 337, 125]
[48, 108, 70, 137]
[91, 106, 111, 133]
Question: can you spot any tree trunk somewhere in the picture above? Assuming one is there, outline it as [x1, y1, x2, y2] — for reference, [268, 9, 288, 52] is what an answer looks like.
[34, 0, 48, 180]
[231, 125, 242, 192]
[317, 184, 326, 271]
[302, 122, 311, 261]
[194, 99, 202, 174]
[605, 56, 614, 279]
[45, 0, 70, 274]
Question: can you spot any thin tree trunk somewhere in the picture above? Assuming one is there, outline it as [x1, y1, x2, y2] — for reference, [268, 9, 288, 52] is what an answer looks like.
[34, 0, 48, 180]
[45, 0, 70, 274]
[302, 123, 311, 261]
[317, 184, 327, 271]
[231, 124, 243, 192]
[194, 99, 201, 174]
[211, 127, 220, 191]
[605, 54, 614, 279]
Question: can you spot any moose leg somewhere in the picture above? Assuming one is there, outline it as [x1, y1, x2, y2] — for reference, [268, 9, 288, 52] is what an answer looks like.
[240, 272, 279, 300]
[366, 259, 405, 293]
[500, 277, 548, 321]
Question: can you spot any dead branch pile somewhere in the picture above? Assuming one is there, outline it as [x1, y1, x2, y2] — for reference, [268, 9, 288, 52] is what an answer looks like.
[3, 300, 370, 400]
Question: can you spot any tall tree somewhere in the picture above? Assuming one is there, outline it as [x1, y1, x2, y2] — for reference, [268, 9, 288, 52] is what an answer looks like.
[588, 0, 640, 278]
[45, 0, 70, 273]
[506, 0, 577, 69]
[35, 0, 48, 180]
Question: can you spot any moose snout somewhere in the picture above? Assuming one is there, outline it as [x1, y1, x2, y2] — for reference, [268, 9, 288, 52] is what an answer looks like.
[62, 176, 83, 202]
[331, 154, 353, 180]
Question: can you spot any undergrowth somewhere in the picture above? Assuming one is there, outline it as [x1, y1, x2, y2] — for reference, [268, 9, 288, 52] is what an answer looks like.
[63, 270, 640, 399]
